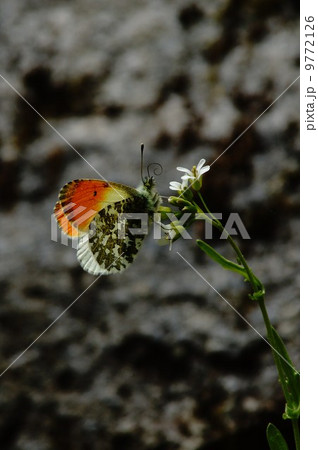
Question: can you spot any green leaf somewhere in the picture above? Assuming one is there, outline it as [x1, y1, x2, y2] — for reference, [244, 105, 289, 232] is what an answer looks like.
[266, 423, 289, 450]
[197, 240, 248, 279]
[270, 327, 300, 419]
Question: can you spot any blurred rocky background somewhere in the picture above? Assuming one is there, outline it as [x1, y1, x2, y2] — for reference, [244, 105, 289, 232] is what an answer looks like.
[0, 0, 299, 449]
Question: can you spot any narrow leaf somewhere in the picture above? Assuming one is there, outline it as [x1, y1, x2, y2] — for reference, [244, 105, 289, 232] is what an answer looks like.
[266, 423, 289, 450]
[270, 327, 300, 419]
[197, 240, 247, 279]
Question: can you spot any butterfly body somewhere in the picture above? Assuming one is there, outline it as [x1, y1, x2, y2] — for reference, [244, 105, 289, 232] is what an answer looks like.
[54, 177, 160, 275]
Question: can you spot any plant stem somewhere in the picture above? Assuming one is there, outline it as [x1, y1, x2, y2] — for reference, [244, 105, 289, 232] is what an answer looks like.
[258, 297, 283, 380]
[258, 296, 272, 337]
[197, 192, 258, 291]
[197, 192, 212, 218]
[225, 233, 258, 291]
[292, 419, 300, 450]
[197, 191, 300, 449]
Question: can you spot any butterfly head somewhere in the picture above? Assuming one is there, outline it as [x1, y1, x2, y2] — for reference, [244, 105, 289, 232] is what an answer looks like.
[142, 175, 155, 190]
[137, 175, 161, 212]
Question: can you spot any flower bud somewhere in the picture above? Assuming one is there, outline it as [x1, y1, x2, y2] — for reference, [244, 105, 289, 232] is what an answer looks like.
[182, 204, 197, 213]
[182, 188, 193, 201]
[168, 196, 193, 208]
[192, 176, 202, 191]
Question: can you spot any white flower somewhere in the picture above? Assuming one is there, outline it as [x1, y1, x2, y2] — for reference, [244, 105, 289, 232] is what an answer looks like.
[169, 177, 189, 192]
[169, 158, 210, 194]
[177, 158, 210, 182]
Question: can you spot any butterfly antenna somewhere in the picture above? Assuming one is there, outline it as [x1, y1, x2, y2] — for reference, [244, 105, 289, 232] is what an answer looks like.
[147, 162, 163, 178]
[140, 143, 145, 184]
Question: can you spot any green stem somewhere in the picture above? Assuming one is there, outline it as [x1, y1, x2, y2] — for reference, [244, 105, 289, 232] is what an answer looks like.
[292, 419, 300, 450]
[225, 233, 258, 291]
[258, 297, 281, 374]
[198, 193, 284, 362]
[197, 192, 258, 291]
[259, 282, 300, 450]
[193, 199, 223, 232]
[196, 191, 300, 449]
[197, 192, 213, 218]
[258, 296, 272, 336]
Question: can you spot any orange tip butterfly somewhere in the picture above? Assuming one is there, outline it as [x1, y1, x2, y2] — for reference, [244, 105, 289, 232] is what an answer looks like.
[54, 145, 161, 275]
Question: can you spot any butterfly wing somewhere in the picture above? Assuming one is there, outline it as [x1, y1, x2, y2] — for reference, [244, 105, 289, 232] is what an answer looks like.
[54, 201, 84, 238]
[77, 194, 150, 275]
[54, 178, 152, 275]
[54, 179, 138, 236]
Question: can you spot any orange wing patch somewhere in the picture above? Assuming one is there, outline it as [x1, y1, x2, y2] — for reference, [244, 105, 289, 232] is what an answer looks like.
[55, 179, 134, 237]
[56, 179, 111, 233]
[54, 201, 84, 238]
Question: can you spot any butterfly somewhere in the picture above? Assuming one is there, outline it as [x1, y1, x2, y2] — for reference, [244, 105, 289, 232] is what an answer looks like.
[54, 148, 161, 275]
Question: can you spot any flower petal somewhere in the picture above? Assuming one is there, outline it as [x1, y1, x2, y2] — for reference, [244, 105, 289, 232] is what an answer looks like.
[169, 181, 182, 191]
[199, 166, 210, 175]
[181, 177, 189, 188]
[181, 174, 194, 181]
[177, 166, 192, 175]
[196, 159, 206, 171]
